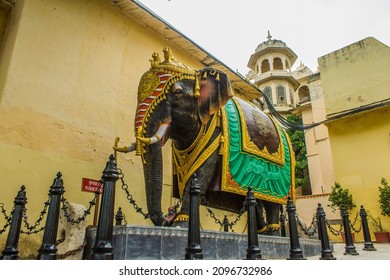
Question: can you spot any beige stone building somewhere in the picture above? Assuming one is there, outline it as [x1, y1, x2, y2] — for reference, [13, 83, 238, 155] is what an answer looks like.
[246, 34, 390, 239]
[319, 37, 390, 236]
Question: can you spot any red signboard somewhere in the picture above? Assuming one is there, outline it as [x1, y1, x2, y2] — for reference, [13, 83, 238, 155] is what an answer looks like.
[81, 178, 102, 193]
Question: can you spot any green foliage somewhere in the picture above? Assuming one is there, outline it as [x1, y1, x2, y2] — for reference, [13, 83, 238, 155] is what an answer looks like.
[327, 182, 356, 212]
[369, 216, 387, 232]
[286, 115, 310, 189]
[379, 178, 390, 217]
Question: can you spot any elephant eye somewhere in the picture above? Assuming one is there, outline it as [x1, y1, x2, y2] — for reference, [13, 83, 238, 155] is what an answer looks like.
[173, 88, 183, 95]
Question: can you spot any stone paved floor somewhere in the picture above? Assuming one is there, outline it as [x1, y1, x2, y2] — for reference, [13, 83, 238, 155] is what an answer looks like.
[306, 242, 390, 260]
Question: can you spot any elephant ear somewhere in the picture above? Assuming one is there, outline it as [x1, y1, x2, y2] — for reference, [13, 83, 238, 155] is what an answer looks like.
[198, 68, 234, 124]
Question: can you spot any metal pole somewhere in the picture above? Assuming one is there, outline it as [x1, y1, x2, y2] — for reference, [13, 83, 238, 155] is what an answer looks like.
[245, 187, 262, 260]
[286, 196, 305, 260]
[316, 203, 336, 260]
[92, 180, 103, 227]
[36, 172, 64, 260]
[1, 186, 27, 260]
[340, 205, 358, 255]
[184, 174, 203, 260]
[223, 215, 229, 232]
[280, 205, 286, 237]
[90, 154, 119, 260]
[360, 205, 376, 251]
[115, 207, 124, 226]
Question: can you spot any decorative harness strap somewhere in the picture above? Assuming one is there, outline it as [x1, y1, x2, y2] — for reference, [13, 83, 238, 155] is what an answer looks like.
[172, 113, 221, 196]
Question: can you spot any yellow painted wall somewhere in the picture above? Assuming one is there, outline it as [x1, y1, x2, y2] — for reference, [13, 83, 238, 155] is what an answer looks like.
[326, 108, 390, 234]
[0, 0, 248, 255]
[319, 37, 390, 117]
[317, 37, 390, 240]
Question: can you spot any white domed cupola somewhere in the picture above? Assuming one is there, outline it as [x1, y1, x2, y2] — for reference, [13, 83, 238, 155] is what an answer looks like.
[247, 32, 300, 111]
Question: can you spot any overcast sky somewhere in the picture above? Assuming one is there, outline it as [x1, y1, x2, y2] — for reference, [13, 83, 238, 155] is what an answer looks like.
[138, 0, 390, 75]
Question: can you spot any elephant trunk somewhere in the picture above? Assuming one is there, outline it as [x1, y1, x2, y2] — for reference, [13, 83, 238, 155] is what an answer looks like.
[143, 141, 166, 226]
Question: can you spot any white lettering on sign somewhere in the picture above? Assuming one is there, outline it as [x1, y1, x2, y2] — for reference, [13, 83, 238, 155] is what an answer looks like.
[81, 178, 103, 193]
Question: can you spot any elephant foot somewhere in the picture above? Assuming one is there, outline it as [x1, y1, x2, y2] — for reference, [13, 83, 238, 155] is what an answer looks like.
[257, 224, 280, 236]
[172, 213, 189, 228]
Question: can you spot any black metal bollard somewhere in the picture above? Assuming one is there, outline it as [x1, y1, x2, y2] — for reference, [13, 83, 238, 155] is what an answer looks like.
[1, 186, 27, 260]
[340, 205, 359, 255]
[184, 174, 203, 260]
[90, 154, 119, 260]
[286, 196, 305, 260]
[316, 203, 336, 260]
[223, 215, 229, 232]
[36, 172, 65, 260]
[245, 187, 262, 260]
[360, 205, 376, 251]
[280, 205, 287, 237]
[115, 207, 124, 226]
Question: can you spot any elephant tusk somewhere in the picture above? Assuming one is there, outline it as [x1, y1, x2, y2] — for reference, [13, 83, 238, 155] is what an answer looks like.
[137, 123, 170, 146]
[113, 143, 136, 153]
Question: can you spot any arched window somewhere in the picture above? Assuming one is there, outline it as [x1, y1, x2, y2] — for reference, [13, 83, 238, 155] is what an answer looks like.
[298, 86, 311, 103]
[273, 57, 283, 70]
[277, 85, 286, 105]
[263, 86, 273, 104]
[261, 59, 270, 73]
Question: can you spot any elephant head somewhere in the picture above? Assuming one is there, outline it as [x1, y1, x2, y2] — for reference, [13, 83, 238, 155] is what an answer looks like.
[117, 48, 233, 226]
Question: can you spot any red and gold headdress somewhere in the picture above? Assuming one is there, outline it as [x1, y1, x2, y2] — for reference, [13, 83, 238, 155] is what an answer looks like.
[135, 48, 199, 136]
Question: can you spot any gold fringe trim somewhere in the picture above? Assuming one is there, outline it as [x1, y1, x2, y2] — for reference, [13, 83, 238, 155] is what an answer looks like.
[174, 213, 189, 223]
[266, 223, 280, 230]
[173, 114, 221, 196]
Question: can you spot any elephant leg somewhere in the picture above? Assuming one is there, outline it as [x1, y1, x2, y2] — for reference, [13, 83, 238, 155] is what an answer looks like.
[263, 200, 281, 236]
[255, 200, 267, 234]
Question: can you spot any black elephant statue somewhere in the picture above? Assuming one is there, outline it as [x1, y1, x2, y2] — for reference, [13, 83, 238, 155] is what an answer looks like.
[115, 48, 295, 235]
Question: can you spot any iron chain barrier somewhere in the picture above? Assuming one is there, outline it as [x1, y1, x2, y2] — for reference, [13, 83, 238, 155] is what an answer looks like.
[60, 191, 99, 225]
[326, 220, 343, 236]
[350, 211, 362, 233]
[20, 196, 50, 235]
[0, 203, 12, 235]
[118, 167, 247, 232]
[295, 213, 318, 237]
[294, 208, 362, 238]
[118, 168, 151, 220]
[201, 194, 247, 233]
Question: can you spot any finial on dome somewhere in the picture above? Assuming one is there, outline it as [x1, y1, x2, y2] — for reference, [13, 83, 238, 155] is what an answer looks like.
[267, 31, 272, 41]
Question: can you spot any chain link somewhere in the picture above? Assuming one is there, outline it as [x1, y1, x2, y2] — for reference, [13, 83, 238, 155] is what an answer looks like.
[57, 241, 87, 260]
[60, 191, 99, 225]
[295, 213, 318, 237]
[0, 203, 13, 235]
[326, 219, 343, 236]
[201, 195, 247, 233]
[350, 211, 362, 233]
[0, 202, 11, 220]
[20, 195, 51, 235]
[118, 168, 151, 219]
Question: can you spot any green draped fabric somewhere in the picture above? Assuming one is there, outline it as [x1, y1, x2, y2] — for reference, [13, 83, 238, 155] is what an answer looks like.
[225, 99, 292, 199]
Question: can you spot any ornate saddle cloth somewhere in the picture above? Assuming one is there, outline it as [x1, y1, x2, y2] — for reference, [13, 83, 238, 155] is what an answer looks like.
[219, 98, 295, 204]
[172, 97, 295, 205]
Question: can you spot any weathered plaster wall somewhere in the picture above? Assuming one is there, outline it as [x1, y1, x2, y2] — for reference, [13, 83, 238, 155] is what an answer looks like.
[319, 37, 390, 117]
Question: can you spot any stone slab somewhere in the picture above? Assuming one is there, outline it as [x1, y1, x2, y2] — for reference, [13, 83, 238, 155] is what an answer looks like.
[84, 225, 324, 260]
